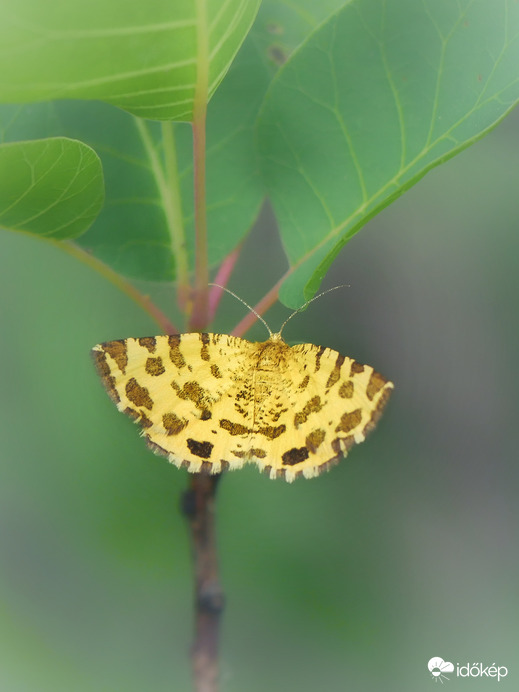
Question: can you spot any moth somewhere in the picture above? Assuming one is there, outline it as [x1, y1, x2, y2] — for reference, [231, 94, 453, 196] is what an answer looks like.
[92, 312, 393, 482]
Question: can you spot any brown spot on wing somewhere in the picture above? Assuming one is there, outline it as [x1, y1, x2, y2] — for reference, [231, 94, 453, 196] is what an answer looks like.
[138, 337, 157, 353]
[269, 406, 288, 423]
[341, 435, 356, 452]
[126, 378, 153, 410]
[251, 448, 267, 459]
[219, 419, 249, 436]
[234, 402, 248, 416]
[139, 412, 153, 428]
[314, 346, 326, 372]
[123, 407, 139, 422]
[187, 439, 213, 459]
[325, 353, 345, 388]
[124, 407, 153, 429]
[211, 364, 222, 378]
[350, 361, 365, 375]
[366, 370, 387, 401]
[145, 356, 165, 376]
[168, 335, 185, 369]
[257, 424, 286, 440]
[339, 381, 354, 398]
[306, 428, 325, 453]
[92, 350, 120, 404]
[282, 446, 309, 466]
[363, 385, 393, 436]
[200, 333, 210, 361]
[172, 381, 209, 410]
[103, 341, 128, 374]
[163, 412, 187, 435]
[298, 374, 310, 390]
[294, 395, 322, 428]
[335, 409, 362, 433]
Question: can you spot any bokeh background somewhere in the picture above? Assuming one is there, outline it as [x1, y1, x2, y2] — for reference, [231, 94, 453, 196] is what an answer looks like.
[1, 106, 518, 691]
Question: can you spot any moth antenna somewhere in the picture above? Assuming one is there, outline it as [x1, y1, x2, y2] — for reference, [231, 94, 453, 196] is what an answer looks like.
[209, 283, 273, 338]
[279, 284, 350, 336]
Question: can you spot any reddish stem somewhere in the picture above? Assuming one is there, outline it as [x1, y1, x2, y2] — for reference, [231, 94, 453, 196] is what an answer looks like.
[208, 244, 243, 322]
[59, 241, 179, 335]
[231, 274, 287, 338]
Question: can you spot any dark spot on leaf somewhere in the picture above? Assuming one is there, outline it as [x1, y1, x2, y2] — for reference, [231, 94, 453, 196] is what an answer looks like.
[268, 44, 287, 65]
[266, 22, 283, 35]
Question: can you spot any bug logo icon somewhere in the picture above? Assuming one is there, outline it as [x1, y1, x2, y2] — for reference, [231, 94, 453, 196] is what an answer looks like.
[428, 657, 454, 683]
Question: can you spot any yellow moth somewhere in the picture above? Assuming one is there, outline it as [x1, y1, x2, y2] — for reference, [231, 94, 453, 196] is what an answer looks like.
[92, 290, 393, 482]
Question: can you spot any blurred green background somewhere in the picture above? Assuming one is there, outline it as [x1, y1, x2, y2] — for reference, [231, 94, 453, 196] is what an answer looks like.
[1, 107, 518, 691]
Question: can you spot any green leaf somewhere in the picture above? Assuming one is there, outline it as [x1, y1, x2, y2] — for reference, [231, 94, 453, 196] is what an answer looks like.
[0, 96, 265, 281]
[257, 0, 519, 307]
[0, 0, 260, 121]
[254, 0, 349, 68]
[0, 3, 350, 284]
[0, 137, 104, 239]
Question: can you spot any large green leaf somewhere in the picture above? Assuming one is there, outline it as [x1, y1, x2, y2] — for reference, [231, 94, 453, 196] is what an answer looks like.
[0, 0, 260, 121]
[0, 137, 104, 239]
[0, 2, 352, 284]
[257, 0, 519, 307]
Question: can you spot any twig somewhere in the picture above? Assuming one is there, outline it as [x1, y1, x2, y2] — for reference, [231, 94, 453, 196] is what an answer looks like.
[161, 121, 190, 310]
[182, 473, 224, 692]
[189, 0, 210, 330]
[135, 118, 191, 312]
[57, 240, 179, 334]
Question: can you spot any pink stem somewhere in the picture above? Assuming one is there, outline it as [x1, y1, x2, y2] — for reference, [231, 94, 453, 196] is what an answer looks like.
[231, 275, 286, 338]
[208, 244, 243, 322]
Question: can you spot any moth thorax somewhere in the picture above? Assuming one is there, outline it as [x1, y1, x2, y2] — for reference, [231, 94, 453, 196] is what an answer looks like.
[257, 338, 289, 372]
